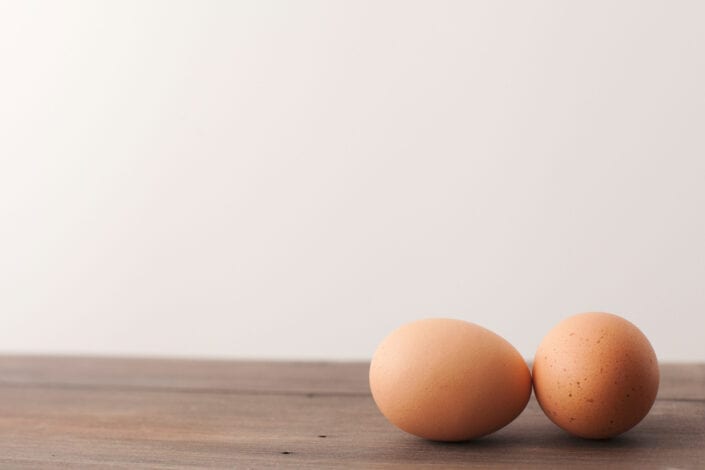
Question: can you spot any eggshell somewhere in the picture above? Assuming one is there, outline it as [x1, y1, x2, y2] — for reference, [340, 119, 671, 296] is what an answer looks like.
[369, 318, 531, 441]
[533, 312, 659, 439]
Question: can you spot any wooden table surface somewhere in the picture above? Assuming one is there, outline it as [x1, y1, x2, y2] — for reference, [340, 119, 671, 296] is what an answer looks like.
[0, 357, 703, 469]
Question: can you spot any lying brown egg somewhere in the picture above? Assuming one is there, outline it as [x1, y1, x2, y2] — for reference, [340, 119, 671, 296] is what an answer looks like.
[533, 312, 659, 439]
[369, 318, 531, 441]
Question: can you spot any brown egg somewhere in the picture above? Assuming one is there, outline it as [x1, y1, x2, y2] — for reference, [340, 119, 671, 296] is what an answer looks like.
[369, 318, 532, 441]
[533, 312, 659, 439]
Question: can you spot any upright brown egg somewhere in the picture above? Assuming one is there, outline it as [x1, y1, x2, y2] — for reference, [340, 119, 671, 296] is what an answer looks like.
[533, 312, 659, 439]
[369, 318, 532, 441]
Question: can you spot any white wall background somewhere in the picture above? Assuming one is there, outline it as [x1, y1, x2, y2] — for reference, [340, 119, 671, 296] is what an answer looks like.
[1, 1, 703, 361]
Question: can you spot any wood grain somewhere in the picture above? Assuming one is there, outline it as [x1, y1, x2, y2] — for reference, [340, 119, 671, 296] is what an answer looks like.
[0, 356, 703, 469]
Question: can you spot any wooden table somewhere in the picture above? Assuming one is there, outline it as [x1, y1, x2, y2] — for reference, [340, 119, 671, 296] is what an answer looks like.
[0, 357, 703, 469]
